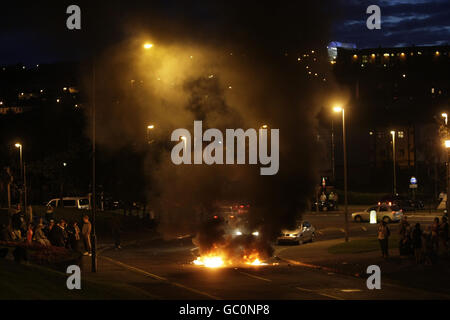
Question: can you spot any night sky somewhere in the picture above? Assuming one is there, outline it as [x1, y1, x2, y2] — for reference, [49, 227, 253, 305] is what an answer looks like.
[0, 0, 449, 65]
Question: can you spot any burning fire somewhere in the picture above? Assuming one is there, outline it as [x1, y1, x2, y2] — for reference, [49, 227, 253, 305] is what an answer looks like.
[243, 250, 268, 266]
[193, 249, 267, 268]
[193, 255, 225, 268]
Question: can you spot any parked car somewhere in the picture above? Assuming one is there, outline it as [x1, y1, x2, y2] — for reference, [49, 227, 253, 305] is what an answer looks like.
[46, 197, 91, 210]
[378, 195, 424, 212]
[277, 221, 316, 245]
[352, 204, 403, 223]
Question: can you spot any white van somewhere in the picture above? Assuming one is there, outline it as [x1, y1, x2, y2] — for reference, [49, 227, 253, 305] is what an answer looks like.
[46, 197, 91, 210]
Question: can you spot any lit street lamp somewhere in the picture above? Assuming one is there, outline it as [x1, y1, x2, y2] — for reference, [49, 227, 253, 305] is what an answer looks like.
[143, 43, 154, 50]
[15, 143, 23, 180]
[390, 131, 397, 195]
[14, 143, 26, 210]
[333, 106, 349, 242]
[147, 124, 155, 144]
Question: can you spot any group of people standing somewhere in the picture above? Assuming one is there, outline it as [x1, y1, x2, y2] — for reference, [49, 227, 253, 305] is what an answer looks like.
[378, 215, 449, 264]
[0, 204, 93, 256]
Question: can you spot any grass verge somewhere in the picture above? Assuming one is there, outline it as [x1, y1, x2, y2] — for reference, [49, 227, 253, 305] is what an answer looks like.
[0, 259, 149, 300]
[328, 234, 400, 254]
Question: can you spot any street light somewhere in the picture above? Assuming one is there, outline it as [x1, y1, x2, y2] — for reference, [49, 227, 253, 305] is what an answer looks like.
[15, 143, 25, 210]
[15, 143, 23, 181]
[143, 43, 153, 50]
[333, 105, 349, 242]
[390, 131, 397, 195]
[147, 124, 155, 144]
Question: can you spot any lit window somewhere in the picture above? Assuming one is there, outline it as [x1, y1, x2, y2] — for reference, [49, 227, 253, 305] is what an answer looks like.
[398, 131, 404, 139]
[432, 88, 435, 94]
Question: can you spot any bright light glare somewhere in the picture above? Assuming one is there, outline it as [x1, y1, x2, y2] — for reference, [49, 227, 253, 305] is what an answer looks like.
[15, 143, 21, 148]
[333, 106, 343, 113]
[252, 231, 259, 236]
[193, 256, 224, 268]
[445, 140, 450, 148]
[390, 131, 396, 135]
[148, 125, 155, 129]
[143, 43, 153, 49]
[235, 230, 242, 236]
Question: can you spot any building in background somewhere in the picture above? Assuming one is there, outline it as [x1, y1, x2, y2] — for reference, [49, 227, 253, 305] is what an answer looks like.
[330, 45, 450, 196]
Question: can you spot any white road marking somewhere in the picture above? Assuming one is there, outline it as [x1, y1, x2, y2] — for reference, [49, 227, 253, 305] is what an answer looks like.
[101, 255, 221, 300]
[340, 289, 362, 293]
[296, 287, 344, 300]
[237, 270, 272, 282]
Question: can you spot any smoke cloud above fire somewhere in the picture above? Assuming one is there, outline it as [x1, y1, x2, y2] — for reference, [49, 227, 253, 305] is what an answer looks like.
[86, 1, 338, 248]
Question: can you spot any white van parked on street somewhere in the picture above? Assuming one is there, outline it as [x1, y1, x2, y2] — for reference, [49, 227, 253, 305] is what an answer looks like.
[46, 197, 91, 210]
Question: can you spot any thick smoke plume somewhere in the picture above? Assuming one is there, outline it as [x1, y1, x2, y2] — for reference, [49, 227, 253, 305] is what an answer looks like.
[86, 1, 337, 253]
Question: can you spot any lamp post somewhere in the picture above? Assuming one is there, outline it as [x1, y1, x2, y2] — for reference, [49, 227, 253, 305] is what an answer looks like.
[15, 143, 23, 181]
[442, 114, 449, 215]
[147, 124, 155, 144]
[15, 143, 23, 209]
[91, 57, 97, 272]
[333, 106, 349, 242]
[390, 131, 397, 195]
[331, 119, 336, 182]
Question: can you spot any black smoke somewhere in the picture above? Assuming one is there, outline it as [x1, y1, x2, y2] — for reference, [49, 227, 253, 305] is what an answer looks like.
[85, 1, 338, 253]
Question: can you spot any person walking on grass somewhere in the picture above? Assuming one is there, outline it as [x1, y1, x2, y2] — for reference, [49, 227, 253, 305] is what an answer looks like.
[440, 216, 449, 254]
[412, 223, 423, 264]
[431, 217, 440, 252]
[399, 216, 411, 256]
[378, 220, 390, 258]
[26, 224, 33, 245]
[81, 215, 92, 256]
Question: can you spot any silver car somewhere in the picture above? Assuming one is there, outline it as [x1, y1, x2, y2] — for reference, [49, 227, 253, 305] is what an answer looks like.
[277, 221, 316, 245]
[352, 204, 403, 223]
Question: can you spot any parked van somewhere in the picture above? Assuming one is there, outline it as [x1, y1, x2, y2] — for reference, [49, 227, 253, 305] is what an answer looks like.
[46, 197, 91, 210]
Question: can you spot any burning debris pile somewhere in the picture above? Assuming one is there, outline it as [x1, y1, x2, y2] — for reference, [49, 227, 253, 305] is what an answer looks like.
[87, 1, 335, 266]
[191, 215, 273, 268]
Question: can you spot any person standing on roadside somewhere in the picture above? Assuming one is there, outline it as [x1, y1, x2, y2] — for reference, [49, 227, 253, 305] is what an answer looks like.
[81, 215, 92, 256]
[440, 216, 449, 254]
[431, 217, 440, 252]
[378, 220, 390, 258]
[412, 223, 423, 264]
[399, 216, 411, 256]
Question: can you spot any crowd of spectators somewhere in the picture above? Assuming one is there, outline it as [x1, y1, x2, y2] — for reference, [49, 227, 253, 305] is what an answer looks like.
[0, 204, 92, 256]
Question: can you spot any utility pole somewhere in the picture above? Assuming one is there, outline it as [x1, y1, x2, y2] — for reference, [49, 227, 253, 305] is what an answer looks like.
[6, 167, 12, 209]
[91, 58, 97, 273]
[331, 119, 336, 183]
[342, 109, 349, 242]
[23, 163, 27, 210]
[391, 131, 397, 195]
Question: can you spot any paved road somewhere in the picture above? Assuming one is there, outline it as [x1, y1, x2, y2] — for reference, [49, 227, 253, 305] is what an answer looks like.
[303, 211, 437, 240]
[90, 211, 446, 300]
